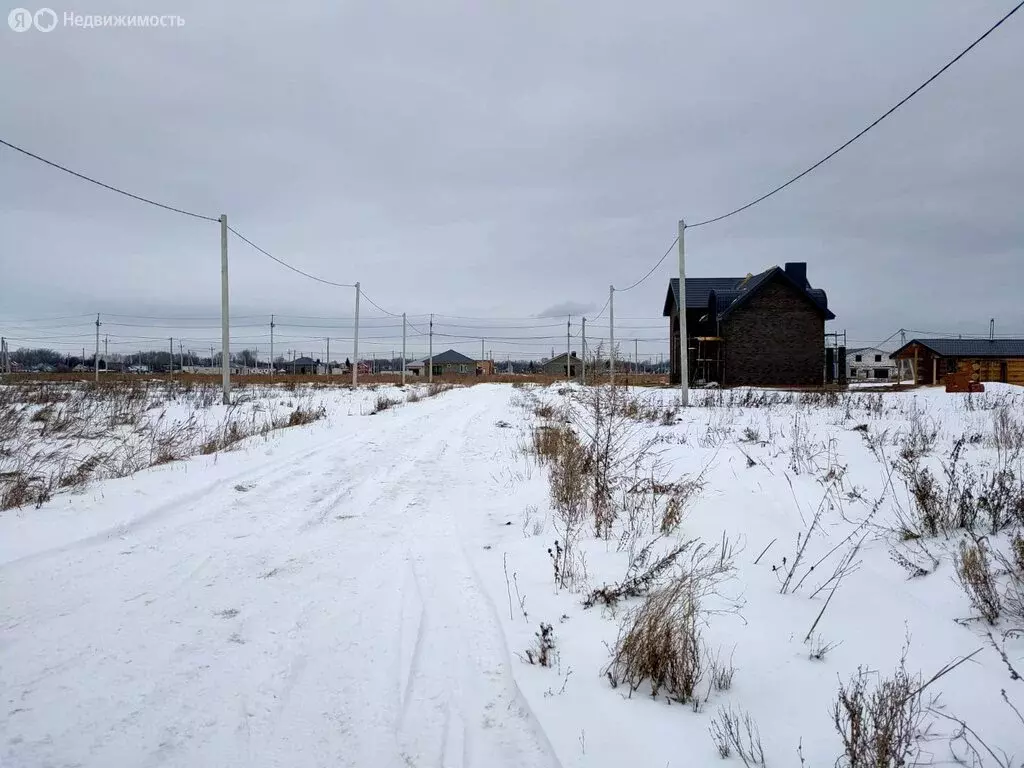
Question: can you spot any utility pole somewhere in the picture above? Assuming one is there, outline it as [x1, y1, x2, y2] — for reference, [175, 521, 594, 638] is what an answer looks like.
[1, 337, 7, 375]
[326, 337, 330, 376]
[210, 345, 215, 369]
[428, 313, 434, 383]
[94, 313, 101, 382]
[169, 337, 174, 379]
[566, 316, 571, 380]
[990, 318, 995, 340]
[219, 214, 231, 404]
[898, 328, 908, 382]
[635, 338, 638, 375]
[179, 341, 184, 374]
[481, 338, 485, 362]
[270, 315, 275, 380]
[104, 335, 108, 357]
[352, 282, 360, 387]
[609, 285, 615, 387]
[678, 219, 689, 407]
[401, 312, 407, 386]
[581, 317, 587, 385]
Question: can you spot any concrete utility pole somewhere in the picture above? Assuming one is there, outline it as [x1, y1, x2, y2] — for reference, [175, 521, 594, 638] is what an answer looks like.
[94, 313, 101, 382]
[352, 282, 360, 387]
[179, 341, 184, 374]
[677, 219, 689, 407]
[635, 338, 638, 374]
[270, 315, 275, 380]
[401, 312, 407, 386]
[169, 337, 174, 378]
[581, 317, 587, 385]
[609, 285, 615, 387]
[325, 337, 330, 375]
[481, 338, 485, 362]
[104, 335, 108, 356]
[566, 317, 571, 380]
[1, 337, 8, 375]
[428, 313, 434, 383]
[219, 214, 231, 404]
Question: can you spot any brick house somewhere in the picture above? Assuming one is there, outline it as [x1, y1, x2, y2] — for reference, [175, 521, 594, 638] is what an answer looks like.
[663, 262, 834, 387]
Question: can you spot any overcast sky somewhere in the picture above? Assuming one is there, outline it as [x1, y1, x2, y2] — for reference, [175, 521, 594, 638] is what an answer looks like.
[1, 0, 1021, 361]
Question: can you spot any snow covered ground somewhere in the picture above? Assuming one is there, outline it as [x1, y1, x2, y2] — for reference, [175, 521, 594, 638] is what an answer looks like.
[1, 382, 1022, 767]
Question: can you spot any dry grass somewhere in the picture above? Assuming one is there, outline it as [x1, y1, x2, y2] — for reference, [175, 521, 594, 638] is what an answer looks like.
[954, 537, 1003, 624]
[605, 539, 736, 704]
[0, 382, 330, 511]
[371, 394, 400, 414]
[832, 659, 924, 768]
[709, 706, 766, 767]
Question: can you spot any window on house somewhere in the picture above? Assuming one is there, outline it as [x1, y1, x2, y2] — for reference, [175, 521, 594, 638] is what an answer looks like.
[874, 369, 888, 379]
[874, 354, 882, 362]
[850, 367, 858, 377]
[947, 358, 958, 374]
[854, 354, 862, 362]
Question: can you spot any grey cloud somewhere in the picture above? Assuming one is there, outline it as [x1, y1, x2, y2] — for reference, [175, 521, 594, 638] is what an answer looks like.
[535, 302, 597, 319]
[1, 0, 1020, 362]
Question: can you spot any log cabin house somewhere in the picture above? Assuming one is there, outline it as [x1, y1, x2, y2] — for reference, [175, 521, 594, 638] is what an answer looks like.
[890, 339, 1024, 386]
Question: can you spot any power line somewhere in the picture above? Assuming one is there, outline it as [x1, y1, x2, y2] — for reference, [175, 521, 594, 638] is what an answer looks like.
[0, 138, 219, 223]
[359, 290, 400, 316]
[227, 226, 356, 288]
[616, 237, 680, 293]
[687, 0, 1024, 229]
[589, 293, 612, 323]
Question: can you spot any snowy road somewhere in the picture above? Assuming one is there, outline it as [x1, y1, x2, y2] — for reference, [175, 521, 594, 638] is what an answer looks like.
[1, 387, 561, 768]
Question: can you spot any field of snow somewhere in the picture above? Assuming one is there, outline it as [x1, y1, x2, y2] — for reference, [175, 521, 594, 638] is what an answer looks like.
[1, 381, 1022, 767]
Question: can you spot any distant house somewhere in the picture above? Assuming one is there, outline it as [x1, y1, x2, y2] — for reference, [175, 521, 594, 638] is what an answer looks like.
[288, 356, 319, 375]
[541, 352, 580, 378]
[663, 262, 835, 387]
[477, 359, 495, 376]
[848, 347, 897, 381]
[890, 339, 1024, 386]
[403, 350, 476, 377]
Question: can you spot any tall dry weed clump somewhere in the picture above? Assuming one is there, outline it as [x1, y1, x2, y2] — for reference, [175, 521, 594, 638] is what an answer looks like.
[605, 539, 737, 705]
[833, 661, 924, 768]
[954, 537, 1003, 625]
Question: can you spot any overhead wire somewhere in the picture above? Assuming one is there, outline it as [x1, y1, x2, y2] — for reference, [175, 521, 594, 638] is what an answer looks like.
[0, 138, 220, 222]
[686, 0, 1024, 229]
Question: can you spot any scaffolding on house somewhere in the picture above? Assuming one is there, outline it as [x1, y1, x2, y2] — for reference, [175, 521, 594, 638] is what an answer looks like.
[692, 336, 723, 386]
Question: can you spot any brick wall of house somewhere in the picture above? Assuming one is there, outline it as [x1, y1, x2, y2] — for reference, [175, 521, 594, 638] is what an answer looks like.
[721, 278, 824, 386]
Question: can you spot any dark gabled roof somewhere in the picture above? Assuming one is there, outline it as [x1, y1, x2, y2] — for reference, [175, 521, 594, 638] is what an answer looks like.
[430, 349, 476, 364]
[664, 277, 744, 315]
[544, 352, 579, 365]
[890, 338, 1024, 359]
[664, 267, 834, 321]
[291, 356, 318, 365]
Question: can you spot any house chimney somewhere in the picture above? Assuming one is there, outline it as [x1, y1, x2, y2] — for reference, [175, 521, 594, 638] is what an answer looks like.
[784, 262, 808, 288]
[990, 318, 995, 341]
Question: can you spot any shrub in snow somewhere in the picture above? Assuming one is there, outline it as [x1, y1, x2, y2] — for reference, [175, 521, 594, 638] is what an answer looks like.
[708, 705, 766, 767]
[524, 622, 555, 667]
[954, 537, 1003, 625]
[606, 576, 706, 704]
